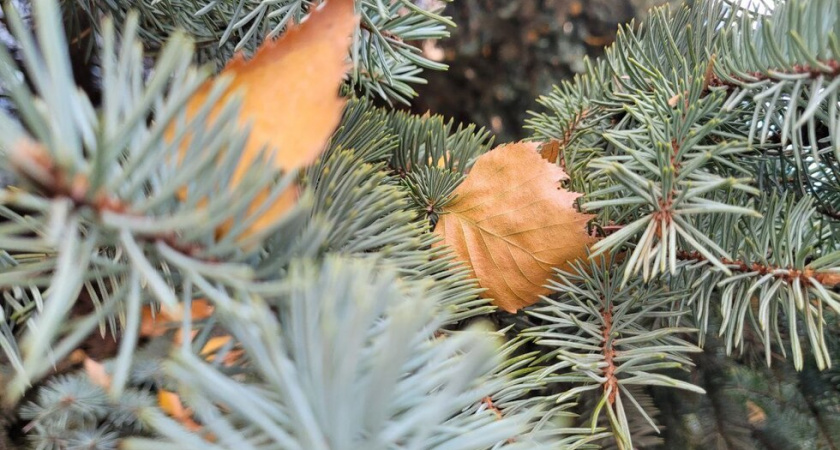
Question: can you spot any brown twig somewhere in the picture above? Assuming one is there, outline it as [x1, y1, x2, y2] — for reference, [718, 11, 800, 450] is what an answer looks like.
[601, 302, 618, 405]
[676, 250, 840, 288]
[708, 59, 840, 90]
[482, 396, 503, 420]
[359, 20, 403, 43]
[816, 205, 840, 221]
[70, 27, 92, 46]
[701, 54, 717, 92]
[648, 139, 682, 238]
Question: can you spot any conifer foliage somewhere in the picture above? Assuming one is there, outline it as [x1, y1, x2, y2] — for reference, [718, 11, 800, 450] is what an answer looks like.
[0, 0, 838, 449]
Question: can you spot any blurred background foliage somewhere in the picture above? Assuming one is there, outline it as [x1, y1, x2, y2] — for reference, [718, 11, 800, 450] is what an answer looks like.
[409, 0, 683, 142]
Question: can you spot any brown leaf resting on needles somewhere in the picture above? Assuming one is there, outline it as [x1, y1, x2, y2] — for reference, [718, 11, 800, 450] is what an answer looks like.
[171, 0, 358, 238]
[433, 142, 596, 312]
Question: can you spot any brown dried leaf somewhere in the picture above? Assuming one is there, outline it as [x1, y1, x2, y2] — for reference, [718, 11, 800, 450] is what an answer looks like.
[199, 336, 243, 366]
[158, 390, 202, 432]
[173, 0, 358, 238]
[433, 142, 596, 312]
[140, 299, 214, 338]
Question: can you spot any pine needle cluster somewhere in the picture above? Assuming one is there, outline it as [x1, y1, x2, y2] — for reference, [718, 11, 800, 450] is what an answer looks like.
[0, 0, 838, 449]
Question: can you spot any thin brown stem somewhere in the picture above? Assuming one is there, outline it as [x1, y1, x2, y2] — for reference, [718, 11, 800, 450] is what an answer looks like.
[676, 250, 840, 288]
[708, 59, 840, 89]
[359, 20, 402, 43]
[601, 302, 618, 405]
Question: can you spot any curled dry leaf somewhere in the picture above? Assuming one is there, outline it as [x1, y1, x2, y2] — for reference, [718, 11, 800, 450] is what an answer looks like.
[171, 0, 358, 238]
[667, 91, 688, 108]
[433, 142, 596, 312]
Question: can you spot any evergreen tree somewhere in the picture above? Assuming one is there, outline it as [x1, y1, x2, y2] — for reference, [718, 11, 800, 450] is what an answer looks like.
[0, 0, 837, 449]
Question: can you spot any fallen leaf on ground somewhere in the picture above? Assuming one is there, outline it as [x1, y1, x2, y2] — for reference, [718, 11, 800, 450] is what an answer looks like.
[433, 142, 596, 312]
[171, 0, 358, 238]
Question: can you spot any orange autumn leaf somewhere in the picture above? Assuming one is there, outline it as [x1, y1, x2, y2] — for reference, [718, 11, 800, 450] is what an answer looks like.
[140, 300, 241, 364]
[68, 349, 87, 364]
[157, 390, 185, 417]
[158, 390, 202, 432]
[173, 0, 358, 237]
[219, 348, 245, 367]
[140, 299, 214, 338]
[199, 336, 232, 356]
[433, 142, 597, 313]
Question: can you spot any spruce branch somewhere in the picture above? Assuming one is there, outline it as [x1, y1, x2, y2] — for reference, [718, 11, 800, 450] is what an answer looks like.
[7, 139, 210, 261]
[677, 250, 840, 289]
[71, 0, 453, 103]
[125, 257, 545, 449]
[0, 0, 312, 405]
[676, 195, 840, 369]
[583, 74, 760, 282]
[4, 0, 840, 448]
[529, 0, 840, 383]
[523, 255, 704, 450]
